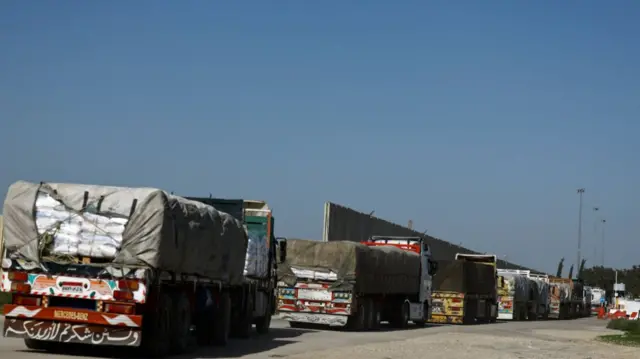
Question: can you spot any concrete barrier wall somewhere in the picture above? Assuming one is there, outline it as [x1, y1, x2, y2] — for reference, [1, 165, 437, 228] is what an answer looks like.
[321, 201, 542, 273]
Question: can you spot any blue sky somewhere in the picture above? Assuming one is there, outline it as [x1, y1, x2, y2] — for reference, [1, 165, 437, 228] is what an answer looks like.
[1, 1, 638, 273]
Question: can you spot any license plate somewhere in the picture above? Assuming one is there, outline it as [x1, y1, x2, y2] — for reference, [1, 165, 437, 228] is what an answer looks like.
[61, 286, 83, 293]
[297, 289, 332, 301]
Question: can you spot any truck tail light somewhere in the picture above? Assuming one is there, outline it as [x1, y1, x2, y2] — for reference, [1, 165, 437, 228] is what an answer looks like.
[10, 283, 31, 293]
[451, 298, 462, 303]
[117, 280, 139, 291]
[8, 271, 28, 282]
[13, 295, 41, 306]
[105, 303, 135, 315]
[113, 290, 134, 301]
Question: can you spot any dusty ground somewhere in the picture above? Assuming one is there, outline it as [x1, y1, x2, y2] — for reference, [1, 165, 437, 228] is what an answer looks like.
[0, 316, 634, 359]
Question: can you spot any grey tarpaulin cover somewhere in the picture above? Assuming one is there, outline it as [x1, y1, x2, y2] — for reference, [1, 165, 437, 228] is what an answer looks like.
[2, 181, 248, 285]
[530, 279, 550, 305]
[497, 271, 530, 301]
[277, 239, 421, 294]
[433, 260, 496, 295]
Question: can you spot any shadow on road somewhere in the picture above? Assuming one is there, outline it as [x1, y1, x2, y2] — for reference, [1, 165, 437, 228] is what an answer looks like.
[15, 327, 314, 359]
[289, 321, 443, 332]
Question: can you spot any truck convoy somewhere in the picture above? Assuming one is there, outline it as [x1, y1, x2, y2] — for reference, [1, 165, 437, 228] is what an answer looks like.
[496, 269, 550, 320]
[430, 254, 498, 324]
[1, 181, 285, 357]
[276, 236, 437, 330]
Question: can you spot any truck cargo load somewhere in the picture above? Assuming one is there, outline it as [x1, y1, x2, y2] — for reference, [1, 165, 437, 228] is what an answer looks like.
[278, 239, 420, 295]
[499, 271, 530, 299]
[2, 181, 247, 284]
[433, 260, 496, 295]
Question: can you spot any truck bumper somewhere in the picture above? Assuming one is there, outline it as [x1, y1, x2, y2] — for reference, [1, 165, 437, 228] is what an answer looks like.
[429, 314, 463, 324]
[2, 304, 143, 347]
[3, 318, 142, 346]
[279, 312, 348, 327]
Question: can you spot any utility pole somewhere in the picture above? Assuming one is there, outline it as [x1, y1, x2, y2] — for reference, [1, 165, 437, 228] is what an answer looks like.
[601, 219, 606, 267]
[576, 188, 585, 272]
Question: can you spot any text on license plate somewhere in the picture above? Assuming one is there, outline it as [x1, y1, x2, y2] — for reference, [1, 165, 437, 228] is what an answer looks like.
[61, 286, 83, 293]
[297, 289, 332, 301]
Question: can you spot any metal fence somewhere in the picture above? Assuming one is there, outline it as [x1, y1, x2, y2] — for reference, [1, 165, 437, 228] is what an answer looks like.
[321, 202, 543, 273]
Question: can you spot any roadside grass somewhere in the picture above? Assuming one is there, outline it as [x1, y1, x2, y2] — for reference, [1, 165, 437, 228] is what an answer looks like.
[598, 319, 640, 347]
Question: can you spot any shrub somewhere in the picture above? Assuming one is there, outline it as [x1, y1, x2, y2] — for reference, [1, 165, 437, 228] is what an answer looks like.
[607, 319, 640, 334]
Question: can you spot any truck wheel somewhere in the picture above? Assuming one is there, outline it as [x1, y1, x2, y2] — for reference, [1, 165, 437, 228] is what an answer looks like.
[232, 291, 253, 339]
[212, 292, 231, 346]
[289, 321, 305, 329]
[412, 303, 428, 327]
[24, 339, 59, 352]
[369, 300, 381, 330]
[347, 297, 368, 331]
[390, 301, 409, 329]
[170, 293, 192, 354]
[255, 313, 272, 334]
[141, 292, 173, 357]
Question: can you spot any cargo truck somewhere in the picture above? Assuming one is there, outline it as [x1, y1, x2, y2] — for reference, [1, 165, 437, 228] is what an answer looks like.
[583, 285, 593, 317]
[185, 197, 285, 337]
[0, 181, 286, 357]
[497, 269, 532, 320]
[276, 236, 437, 330]
[430, 254, 498, 324]
[590, 287, 606, 316]
[548, 276, 587, 319]
[529, 273, 550, 319]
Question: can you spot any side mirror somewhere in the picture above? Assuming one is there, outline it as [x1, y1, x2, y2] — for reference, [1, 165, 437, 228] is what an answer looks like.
[276, 237, 287, 263]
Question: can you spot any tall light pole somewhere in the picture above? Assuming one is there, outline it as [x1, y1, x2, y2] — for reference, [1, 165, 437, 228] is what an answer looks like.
[576, 188, 585, 272]
[593, 207, 599, 265]
[601, 219, 606, 267]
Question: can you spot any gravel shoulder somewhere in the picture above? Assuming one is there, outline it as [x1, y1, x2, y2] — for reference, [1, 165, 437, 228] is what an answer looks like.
[280, 318, 638, 359]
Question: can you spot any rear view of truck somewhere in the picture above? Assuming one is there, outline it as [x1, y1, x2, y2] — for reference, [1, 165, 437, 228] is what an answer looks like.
[430, 254, 497, 324]
[1, 181, 251, 357]
[276, 236, 437, 330]
[549, 277, 572, 319]
[529, 273, 550, 319]
[496, 269, 531, 320]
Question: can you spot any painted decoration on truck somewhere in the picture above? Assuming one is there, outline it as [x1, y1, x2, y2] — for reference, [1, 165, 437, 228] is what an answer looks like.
[0, 272, 147, 303]
[3, 317, 141, 346]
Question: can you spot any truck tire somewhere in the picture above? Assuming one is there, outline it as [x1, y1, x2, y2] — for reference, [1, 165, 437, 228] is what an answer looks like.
[412, 303, 428, 327]
[170, 292, 192, 354]
[347, 297, 368, 331]
[255, 313, 272, 334]
[212, 292, 231, 346]
[369, 300, 381, 330]
[141, 292, 173, 357]
[24, 339, 59, 352]
[390, 301, 409, 329]
[232, 290, 253, 339]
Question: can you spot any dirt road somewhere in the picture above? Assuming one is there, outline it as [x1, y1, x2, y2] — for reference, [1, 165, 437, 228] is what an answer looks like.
[0, 316, 633, 359]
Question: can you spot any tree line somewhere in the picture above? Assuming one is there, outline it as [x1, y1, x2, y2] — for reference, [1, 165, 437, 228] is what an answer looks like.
[555, 257, 640, 297]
